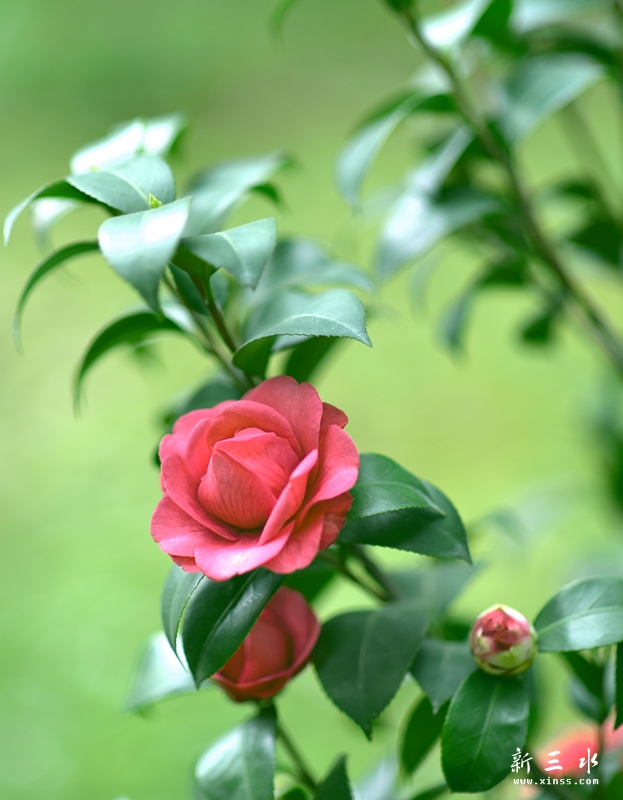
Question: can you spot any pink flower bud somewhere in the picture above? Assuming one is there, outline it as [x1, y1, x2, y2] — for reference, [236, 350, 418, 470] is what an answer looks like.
[470, 604, 537, 677]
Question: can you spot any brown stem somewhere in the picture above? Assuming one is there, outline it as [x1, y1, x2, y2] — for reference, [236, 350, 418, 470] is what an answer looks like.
[399, 8, 623, 377]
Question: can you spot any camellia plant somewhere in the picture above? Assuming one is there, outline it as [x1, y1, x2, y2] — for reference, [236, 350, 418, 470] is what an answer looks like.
[7, 0, 623, 798]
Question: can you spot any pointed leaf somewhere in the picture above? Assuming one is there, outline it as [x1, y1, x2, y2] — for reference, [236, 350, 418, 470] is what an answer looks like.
[441, 671, 529, 792]
[183, 219, 276, 288]
[14, 241, 100, 343]
[182, 569, 283, 685]
[98, 197, 191, 309]
[313, 599, 429, 736]
[401, 696, 448, 776]
[126, 633, 196, 712]
[534, 577, 623, 652]
[234, 289, 371, 377]
[31, 198, 81, 249]
[422, 0, 492, 48]
[316, 757, 354, 800]
[161, 565, 205, 652]
[411, 639, 476, 713]
[569, 218, 623, 269]
[195, 707, 276, 800]
[339, 454, 470, 562]
[74, 311, 185, 407]
[501, 55, 604, 143]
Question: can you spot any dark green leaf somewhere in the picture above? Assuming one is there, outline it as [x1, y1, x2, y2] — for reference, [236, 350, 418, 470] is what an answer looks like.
[182, 569, 283, 685]
[391, 562, 480, 622]
[186, 152, 289, 235]
[570, 677, 603, 722]
[617, 642, 623, 729]
[401, 696, 448, 776]
[501, 55, 604, 143]
[170, 264, 209, 314]
[339, 454, 470, 562]
[569, 219, 623, 268]
[472, 0, 513, 44]
[534, 577, 623, 652]
[69, 155, 176, 213]
[181, 379, 242, 415]
[283, 558, 336, 603]
[411, 639, 476, 712]
[285, 337, 342, 383]
[521, 305, 561, 346]
[74, 311, 185, 408]
[408, 784, 448, 800]
[98, 198, 191, 309]
[560, 652, 605, 701]
[313, 599, 429, 736]
[234, 290, 371, 377]
[183, 219, 277, 289]
[126, 633, 196, 712]
[605, 773, 623, 800]
[195, 707, 276, 800]
[4, 180, 101, 245]
[315, 757, 353, 800]
[441, 671, 529, 792]
[161, 565, 205, 652]
[280, 790, 307, 800]
[377, 188, 500, 279]
[14, 241, 100, 344]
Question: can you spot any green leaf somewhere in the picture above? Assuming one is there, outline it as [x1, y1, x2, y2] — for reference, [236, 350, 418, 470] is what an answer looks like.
[617, 642, 623, 729]
[441, 671, 529, 793]
[401, 696, 448, 776]
[126, 632, 196, 712]
[270, 0, 304, 37]
[560, 652, 605, 702]
[182, 219, 277, 288]
[391, 562, 480, 622]
[161, 565, 205, 653]
[569, 219, 623, 269]
[411, 639, 477, 712]
[234, 289, 371, 377]
[356, 758, 397, 800]
[14, 241, 100, 344]
[182, 569, 283, 685]
[68, 155, 176, 213]
[195, 707, 276, 800]
[408, 784, 448, 800]
[421, 0, 490, 48]
[186, 151, 289, 235]
[285, 337, 342, 384]
[501, 55, 605, 143]
[98, 197, 191, 309]
[4, 180, 101, 245]
[534, 577, 623, 652]
[283, 558, 336, 603]
[409, 127, 474, 197]
[257, 238, 375, 295]
[377, 188, 500, 279]
[74, 310, 185, 408]
[512, 0, 609, 33]
[313, 599, 429, 736]
[31, 197, 81, 250]
[339, 454, 470, 562]
[315, 757, 353, 800]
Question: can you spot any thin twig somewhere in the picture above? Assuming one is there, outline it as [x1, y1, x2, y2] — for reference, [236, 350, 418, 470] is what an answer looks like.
[317, 551, 391, 602]
[350, 544, 399, 601]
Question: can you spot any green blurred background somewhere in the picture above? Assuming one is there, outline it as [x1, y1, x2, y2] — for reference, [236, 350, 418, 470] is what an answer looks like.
[2, 1, 623, 798]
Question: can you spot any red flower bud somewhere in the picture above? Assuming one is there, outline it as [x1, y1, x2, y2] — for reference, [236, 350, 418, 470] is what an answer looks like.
[470, 604, 537, 677]
[212, 587, 320, 702]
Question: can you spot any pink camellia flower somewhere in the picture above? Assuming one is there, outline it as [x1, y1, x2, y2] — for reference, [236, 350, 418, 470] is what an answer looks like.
[470, 604, 537, 676]
[151, 376, 359, 581]
[535, 718, 623, 777]
[212, 587, 320, 702]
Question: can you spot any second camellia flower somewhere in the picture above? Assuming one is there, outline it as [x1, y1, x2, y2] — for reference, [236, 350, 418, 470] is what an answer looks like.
[151, 376, 359, 581]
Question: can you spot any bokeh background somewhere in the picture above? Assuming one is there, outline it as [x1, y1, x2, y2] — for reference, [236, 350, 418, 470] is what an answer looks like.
[2, 1, 623, 798]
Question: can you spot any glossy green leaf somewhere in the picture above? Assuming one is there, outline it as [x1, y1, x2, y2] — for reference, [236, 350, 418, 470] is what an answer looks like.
[313, 599, 429, 736]
[182, 569, 283, 685]
[401, 696, 448, 776]
[234, 289, 371, 377]
[98, 198, 191, 309]
[561, 652, 605, 702]
[31, 197, 81, 250]
[422, 0, 493, 48]
[391, 562, 479, 622]
[355, 758, 397, 800]
[4, 180, 100, 245]
[14, 241, 100, 344]
[377, 188, 500, 279]
[501, 55, 605, 143]
[161, 565, 205, 652]
[257, 238, 375, 295]
[283, 558, 336, 603]
[512, 0, 609, 33]
[195, 707, 276, 800]
[185, 151, 289, 235]
[441, 671, 529, 792]
[126, 632, 196, 712]
[315, 757, 353, 800]
[69, 155, 176, 213]
[617, 642, 623, 729]
[411, 639, 476, 712]
[339, 454, 470, 562]
[74, 311, 184, 407]
[408, 127, 473, 197]
[183, 219, 276, 288]
[534, 577, 623, 652]
[285, 337, 341, 384]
